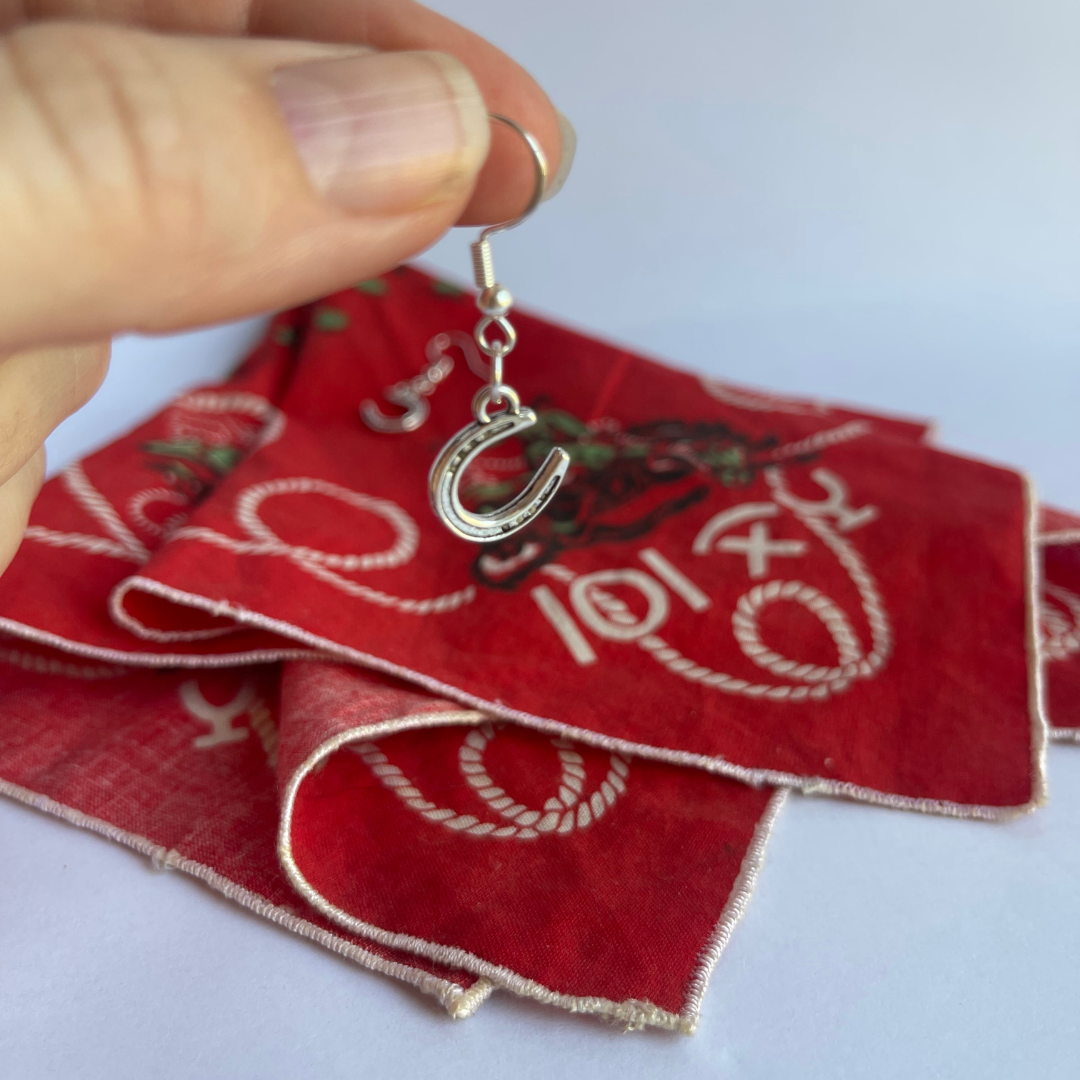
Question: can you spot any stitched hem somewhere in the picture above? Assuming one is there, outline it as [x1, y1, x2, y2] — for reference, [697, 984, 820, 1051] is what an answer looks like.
[1039, 518, 1080, 743]
[679, 788, 787, 1032]
[97, 567, 1047, 820]
[1049, 727, 1080, 743]
[277, 712, 716, 1033]
[1040, 529, 1080, 546]
[1023, 474, 1051, 814]
[0, 618, 321, 668]
[0, 777, 492, 1019]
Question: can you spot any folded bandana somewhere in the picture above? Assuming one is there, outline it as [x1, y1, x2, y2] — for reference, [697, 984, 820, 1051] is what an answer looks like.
[0, 267, 1055, 1029]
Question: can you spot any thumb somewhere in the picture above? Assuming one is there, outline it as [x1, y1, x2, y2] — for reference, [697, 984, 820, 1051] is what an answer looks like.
[0, 22, 491, 351]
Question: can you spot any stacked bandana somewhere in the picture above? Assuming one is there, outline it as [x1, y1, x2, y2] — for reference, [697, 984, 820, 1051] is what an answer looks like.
[0, 267, 1072, 1030]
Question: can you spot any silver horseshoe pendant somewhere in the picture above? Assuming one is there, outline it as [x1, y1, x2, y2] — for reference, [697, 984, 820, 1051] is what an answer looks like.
[429, 387, 570, 542]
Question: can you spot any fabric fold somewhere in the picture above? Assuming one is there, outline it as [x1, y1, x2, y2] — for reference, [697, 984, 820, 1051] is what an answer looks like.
[0, 648, 494, 1019]
[274, 660, 781, 1031]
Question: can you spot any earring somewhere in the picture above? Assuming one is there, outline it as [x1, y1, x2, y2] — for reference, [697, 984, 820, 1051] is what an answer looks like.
[359, 340, 453, 433]
[427, 114, 570, 543]
[359, 115, 570, 543]
[360, 329, 482, 433]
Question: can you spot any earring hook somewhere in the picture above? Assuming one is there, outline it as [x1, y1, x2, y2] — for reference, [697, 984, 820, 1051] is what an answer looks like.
[478, 113, 549, 243]
[468, 114, 549, 389]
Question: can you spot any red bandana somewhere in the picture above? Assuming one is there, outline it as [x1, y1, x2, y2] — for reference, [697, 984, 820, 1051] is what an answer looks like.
[0, 267, 1059, 1029]
[1040, 507, 1080, 741]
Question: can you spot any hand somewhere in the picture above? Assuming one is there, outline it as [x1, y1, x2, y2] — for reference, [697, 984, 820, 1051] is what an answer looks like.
[0, 0, 572, 574]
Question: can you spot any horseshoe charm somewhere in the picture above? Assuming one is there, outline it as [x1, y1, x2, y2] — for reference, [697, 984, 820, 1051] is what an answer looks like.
[429, 386, 570, 542]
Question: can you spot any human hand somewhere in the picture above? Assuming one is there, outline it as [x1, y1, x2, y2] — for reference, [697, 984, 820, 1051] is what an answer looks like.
[0, 0, 572, 574]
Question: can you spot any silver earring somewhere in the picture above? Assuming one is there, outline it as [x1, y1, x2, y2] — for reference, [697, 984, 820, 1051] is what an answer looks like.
[428, 114, 570, 543]
[361, 330, 490, 434]
[360, 335, 456, 434]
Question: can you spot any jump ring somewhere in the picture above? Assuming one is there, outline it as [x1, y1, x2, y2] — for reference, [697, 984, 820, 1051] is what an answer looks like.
[473, 383, 522, 423]
[475, 315, 517, 358]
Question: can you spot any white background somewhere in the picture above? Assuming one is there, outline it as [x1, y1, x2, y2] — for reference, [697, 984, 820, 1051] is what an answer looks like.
[4, 1, 1080, 1076]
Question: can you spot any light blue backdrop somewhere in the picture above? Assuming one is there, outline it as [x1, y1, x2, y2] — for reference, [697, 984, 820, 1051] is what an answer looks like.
[11, 2, 1080, 1077]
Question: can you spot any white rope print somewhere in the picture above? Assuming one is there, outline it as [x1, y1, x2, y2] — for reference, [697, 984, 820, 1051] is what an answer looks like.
[127, 487, 189, 539]
[247, 697, 279, 768]
[769, 420, 873, 462]
[1042, 583, 1080, 663]
[126, 392, 286, 542]
[631, 467, 891, 702]
[170, 391, 286, 452]
[22, 525, 139, 561]
[171, 477, 474, 618]
[236, 478, 418, 573]
[28, 392, 285, 557]
[354, 724, 629, 840]
[732, 579, 868, 685]
[26, 463, 150, 564]
[698, 376, 828, 416]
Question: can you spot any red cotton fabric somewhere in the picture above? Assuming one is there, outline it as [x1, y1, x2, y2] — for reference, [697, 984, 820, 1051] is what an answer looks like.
[1040, 507, 1080, 740]
[0, 266, 1053, 1028]
[0, 653, 492, 1016]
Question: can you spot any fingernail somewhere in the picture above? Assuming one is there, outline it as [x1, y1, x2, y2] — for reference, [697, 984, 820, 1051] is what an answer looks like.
[541, 109, 577, 202]
[271, 51, 490, 214]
